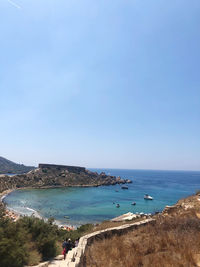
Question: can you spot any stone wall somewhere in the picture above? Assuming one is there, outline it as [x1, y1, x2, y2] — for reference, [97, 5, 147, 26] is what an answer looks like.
[38, 164, 86, 174]
[65, 218, 154, 267]
[28, 218, 154, 267]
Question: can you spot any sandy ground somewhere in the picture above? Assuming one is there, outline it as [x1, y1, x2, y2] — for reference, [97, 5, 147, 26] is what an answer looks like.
[0, 189, 20, 221]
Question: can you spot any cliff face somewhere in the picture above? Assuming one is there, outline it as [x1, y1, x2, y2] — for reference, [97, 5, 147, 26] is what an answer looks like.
[0, 164, 132, 193]
[0, 156, 35, 174]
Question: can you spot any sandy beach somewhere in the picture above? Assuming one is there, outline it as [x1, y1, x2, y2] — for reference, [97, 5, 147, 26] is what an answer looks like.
[0, 189, 20, 221]
[0, 189, 75, 229]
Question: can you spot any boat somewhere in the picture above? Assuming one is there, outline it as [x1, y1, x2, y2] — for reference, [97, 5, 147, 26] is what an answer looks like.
[115, 190, 119, 192]
[116, 203, 120, 208]
[131, 202, 136, 205]
[144, 194, 153, 200]
[121, 186, 128, 189]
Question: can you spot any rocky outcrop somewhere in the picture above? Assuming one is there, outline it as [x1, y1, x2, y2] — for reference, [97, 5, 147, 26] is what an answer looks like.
[38, 164, 85, 174]
[162, 194, 200, 217]
[0, 164, 132, 193]
[111, 212, 140, 222]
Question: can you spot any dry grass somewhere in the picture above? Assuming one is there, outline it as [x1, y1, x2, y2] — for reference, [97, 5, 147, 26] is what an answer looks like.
[85, 214, 200, 267]
[86, 217, 147, 234]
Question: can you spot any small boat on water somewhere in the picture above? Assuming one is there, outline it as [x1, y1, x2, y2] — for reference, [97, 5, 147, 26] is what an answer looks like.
[121, 186, 128, 189]
[144, 194, 153, 200]
[116, 203, 120, 208]
[115, 190, 119, 192]
[131, 202, 136, 205]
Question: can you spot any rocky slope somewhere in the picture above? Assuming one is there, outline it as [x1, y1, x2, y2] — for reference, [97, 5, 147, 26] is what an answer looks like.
[0, 156, 35, 174]
[84, 193, 200, 267]
[162, 192, 200, 218]
[0, 164, 132, 193]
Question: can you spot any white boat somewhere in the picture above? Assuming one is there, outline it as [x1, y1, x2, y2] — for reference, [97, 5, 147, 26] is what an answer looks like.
[144, 194, 153, 200]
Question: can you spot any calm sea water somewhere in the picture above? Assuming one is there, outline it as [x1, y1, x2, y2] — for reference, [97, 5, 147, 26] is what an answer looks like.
[4, 169, 200, 226]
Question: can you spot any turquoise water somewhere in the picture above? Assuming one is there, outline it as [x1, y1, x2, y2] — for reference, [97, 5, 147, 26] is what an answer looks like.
[4, 169, 200, 226]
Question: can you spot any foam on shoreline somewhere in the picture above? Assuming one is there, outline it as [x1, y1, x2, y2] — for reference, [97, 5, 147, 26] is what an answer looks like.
[0, 189, 14, 202]
[2, 190, 76, 229]
[0, 189, 20, 222]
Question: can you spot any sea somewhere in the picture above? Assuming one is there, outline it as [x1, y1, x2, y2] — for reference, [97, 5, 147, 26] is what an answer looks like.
[3, 169, 200, 227]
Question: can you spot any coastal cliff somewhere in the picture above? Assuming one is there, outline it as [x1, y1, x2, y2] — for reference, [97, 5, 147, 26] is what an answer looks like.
[0, 164, 132, 193]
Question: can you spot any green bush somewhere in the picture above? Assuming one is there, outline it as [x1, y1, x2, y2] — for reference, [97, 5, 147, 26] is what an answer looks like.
[0, 217, 28, 267]
[37, 236, 57, 259]
[0, 214, 94, 266]
[0, 238, 28, 267]
[18, 217, 58, 260]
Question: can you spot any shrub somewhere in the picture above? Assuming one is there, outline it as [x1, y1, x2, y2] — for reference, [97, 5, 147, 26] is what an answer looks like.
[18, 217, 58, 260]
[0, 214, 94, 266]
[0, 238, 28, 267]
[37, 236, 57, 260]
[0, 217, 28, 267]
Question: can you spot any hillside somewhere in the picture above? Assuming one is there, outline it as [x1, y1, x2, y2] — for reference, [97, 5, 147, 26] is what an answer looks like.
[85, 194, 200, 267]
[0, 163, 132, 193]
[0, 156, 35, 174]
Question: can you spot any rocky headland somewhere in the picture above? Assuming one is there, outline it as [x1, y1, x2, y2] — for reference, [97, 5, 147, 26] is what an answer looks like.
[0, 163, 132, 193]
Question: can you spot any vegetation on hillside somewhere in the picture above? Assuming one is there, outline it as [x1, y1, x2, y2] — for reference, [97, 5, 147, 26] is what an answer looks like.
[85, 198, 200, 267]
[1, 194, 200, 267]
[0, 207, 93, 267]
[0, 156, 35, 174]
[0, 165, 131, 194]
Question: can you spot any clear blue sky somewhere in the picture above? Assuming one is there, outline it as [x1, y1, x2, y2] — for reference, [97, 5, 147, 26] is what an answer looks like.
[0, 0, 199, 170]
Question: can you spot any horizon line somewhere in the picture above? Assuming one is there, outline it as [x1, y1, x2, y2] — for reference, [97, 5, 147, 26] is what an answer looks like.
[88, 167, 200, 172]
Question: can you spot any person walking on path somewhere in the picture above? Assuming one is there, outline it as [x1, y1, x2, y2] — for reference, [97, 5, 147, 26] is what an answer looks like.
[62, 238, 67, 260]
[62, 238, 72, 260]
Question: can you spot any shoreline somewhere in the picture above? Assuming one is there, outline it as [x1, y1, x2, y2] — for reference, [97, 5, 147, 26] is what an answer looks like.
[1, 186, 154, 228]
[0, 188, 15, 202]
[1, 184, 196, 229]
[0, 186, 168, 224]
[0, 188, 20, 221]
[0, 188, 76, 229]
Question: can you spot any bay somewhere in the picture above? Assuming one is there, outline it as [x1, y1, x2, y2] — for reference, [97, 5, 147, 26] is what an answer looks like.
[4, 169, 200, 226]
